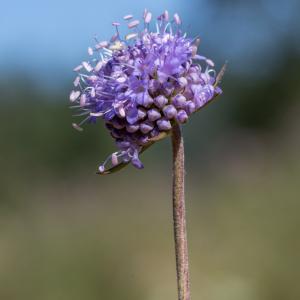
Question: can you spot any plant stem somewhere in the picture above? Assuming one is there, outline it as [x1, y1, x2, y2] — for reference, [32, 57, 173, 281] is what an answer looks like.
[171, 123, 190, 300]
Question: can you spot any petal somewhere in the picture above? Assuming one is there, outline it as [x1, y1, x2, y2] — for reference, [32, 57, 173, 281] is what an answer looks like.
[126, 105, 139, 124]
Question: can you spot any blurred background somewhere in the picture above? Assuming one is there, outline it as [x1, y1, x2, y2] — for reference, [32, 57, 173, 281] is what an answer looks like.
[1, 0, 300, 299]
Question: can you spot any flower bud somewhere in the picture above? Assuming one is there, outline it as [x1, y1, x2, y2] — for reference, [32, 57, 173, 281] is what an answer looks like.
[154, 95, 168, 108]
[163, 105, 177, 119]
[157, 118, 172, 131]
[140, 121, 154, 134]
[176, 110, 188, 124]
[172, 94, 186, 109]
[147, 109, 161, 121]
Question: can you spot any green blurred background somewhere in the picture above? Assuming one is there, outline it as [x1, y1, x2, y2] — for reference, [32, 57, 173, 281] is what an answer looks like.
[0, 0, 299, 299]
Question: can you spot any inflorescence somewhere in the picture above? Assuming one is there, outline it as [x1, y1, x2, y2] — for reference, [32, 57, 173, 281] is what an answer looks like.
[70, 10, 222, 174]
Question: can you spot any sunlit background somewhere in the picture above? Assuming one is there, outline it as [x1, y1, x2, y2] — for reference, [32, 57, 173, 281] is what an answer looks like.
[1, 0, 300, 299]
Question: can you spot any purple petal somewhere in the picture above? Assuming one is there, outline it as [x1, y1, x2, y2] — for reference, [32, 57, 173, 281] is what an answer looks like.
[126, 105, 139, 124]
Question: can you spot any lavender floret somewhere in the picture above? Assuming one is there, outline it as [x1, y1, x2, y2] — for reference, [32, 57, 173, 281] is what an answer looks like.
[154, 95, 168, 109]
[70, 10, 222, 173]
[157, 118, 172, 131]
[163, 105, 178, 120]
[176, 110, 188, 124]
[147, 109, 162, 122]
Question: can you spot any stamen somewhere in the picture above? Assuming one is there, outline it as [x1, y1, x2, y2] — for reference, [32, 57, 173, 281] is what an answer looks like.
[112, 22, 121, 39]
[101, 150, 122, 171]
[88, 47, 93, 56]
[90, 112, 104, 117]
[70, 90, 80, 102]
[80, 94, 87, 107]
[90, 87, 96, 98]
[72, 123, 83, 131]
[143, 9, 148, 19]
[125, 33, 138, 40]
[144, 12, 152, 24]
[94, 60, 104, 72]
[109, 41, 124, 51]
[70, 102, 93, 109]
[193, 54, 206, 61]
[82, 61, 93, 72]
[194, 37, 201, 47]
[73, 111, 90, 117]
[103, 48, 113, 55]
[164, 10, 169, 21]
[191, 45, 198, 57]
[73, 76, 80, 87]
[178, 77, 188, 88]
[156, 22, 160, 33]
[174, 13, 181, 25]
[73, 64, 83, 72]
[95, 41, 109, 49]
[164, 22, 171, 33]
[123, 14, 133, 20]
[117, 106, 126, 118]
[111, 153, 118, 166]
[206, 59, 215, 67]
[128, 20, 140, 29]
[98, 165, 105, 173]
[110, 34, 118, 42]
[116, 76, 127, 83]
[88, 75, 98, 82]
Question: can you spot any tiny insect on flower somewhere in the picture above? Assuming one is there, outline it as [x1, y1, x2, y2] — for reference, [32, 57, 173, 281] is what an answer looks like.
[70, 10, 223, 174]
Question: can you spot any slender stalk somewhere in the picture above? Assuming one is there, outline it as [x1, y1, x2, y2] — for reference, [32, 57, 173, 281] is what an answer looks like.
[171, 124, 190, 300]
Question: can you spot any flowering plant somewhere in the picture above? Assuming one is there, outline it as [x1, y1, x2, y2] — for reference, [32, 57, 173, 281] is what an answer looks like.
[70, 10, 223, 175]
[70, 10, 224, 300]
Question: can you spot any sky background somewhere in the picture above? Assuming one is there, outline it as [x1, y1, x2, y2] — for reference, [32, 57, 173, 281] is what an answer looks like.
[1, 0, 299, 89]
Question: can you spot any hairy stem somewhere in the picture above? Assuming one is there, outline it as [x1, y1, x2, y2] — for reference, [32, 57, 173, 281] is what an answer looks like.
[172, 124, 190, 300]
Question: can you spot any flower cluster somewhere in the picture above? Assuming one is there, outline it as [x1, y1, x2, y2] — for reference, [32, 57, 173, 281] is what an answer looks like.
[70, 10, 222, 174]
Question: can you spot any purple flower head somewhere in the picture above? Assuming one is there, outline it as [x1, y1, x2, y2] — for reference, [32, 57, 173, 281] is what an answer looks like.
[70, 10, 224, 174]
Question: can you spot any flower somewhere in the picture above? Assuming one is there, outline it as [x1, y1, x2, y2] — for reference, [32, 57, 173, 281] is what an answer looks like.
[70, 10, 223, 174]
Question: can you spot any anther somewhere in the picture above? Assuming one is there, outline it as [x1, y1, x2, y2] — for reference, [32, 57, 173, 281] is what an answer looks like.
[164, 10, 169, 21]
[144, 12, 152, 24]
[70, 90, 80, 102]
[73, 76, 80, 87]
[123, 14, 133, 20]
[95, 41, 109, 49]
[72, 123, 83, 132]
[111, 153, 118, 166]
[94, 61, 104, 72]
[98, 165, 105, 173]
[125, 33, 138, 40]
[90, 87, 96, 98]
[173, 13, 181, 25]
[88, 47, 93, 56]
[128, 20, 140, 29]
[73, 65, 83, 72]
[206, 59, 215, 67]
[90, 112, 104, 117]
[80, 94, 86, 107]
[82, 61, 93, 72]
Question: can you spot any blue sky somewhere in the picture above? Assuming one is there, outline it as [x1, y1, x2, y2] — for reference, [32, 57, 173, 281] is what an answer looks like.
[1, 0, 183, 74]
[0, 0, 299, 88]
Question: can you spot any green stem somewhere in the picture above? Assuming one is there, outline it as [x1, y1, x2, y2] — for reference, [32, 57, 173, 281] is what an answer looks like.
[171, 124, 190, 300]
